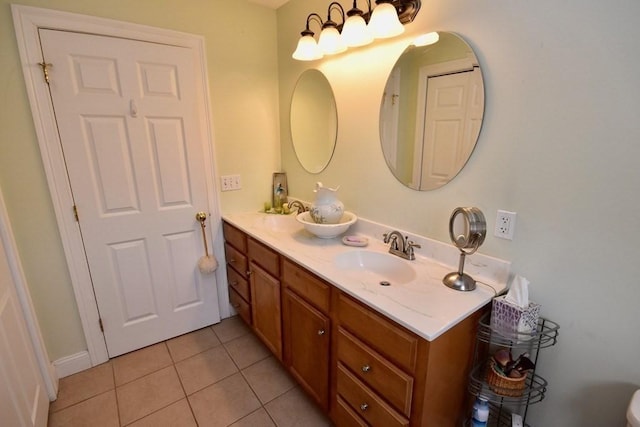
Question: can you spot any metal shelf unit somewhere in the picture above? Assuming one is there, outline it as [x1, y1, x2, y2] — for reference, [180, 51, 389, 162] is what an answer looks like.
[468, 313, 559, 426]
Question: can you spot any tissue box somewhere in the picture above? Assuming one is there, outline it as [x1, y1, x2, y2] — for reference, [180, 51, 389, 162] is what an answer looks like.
[491, 295, 541, 338]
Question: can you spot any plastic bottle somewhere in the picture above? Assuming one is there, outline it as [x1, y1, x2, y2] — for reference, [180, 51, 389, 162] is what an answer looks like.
[471, 396, 489, 427]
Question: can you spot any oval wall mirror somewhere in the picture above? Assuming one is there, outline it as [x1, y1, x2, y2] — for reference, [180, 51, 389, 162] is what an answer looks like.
[380, 32, 485, 190]
[290, 69, 338, 174]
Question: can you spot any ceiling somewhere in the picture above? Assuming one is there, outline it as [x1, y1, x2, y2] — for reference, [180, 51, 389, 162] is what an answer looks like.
[247, 0, 290, 9]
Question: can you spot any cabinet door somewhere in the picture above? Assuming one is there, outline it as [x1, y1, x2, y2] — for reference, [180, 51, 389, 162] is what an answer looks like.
[250, 262, 282, 359]
[283, 289, 330, 410]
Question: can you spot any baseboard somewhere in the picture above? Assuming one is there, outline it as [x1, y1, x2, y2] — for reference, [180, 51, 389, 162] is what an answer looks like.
[53, 351, 92, 378]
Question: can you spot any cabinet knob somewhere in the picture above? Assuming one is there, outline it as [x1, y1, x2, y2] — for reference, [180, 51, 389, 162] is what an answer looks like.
[317, 329, 325, 336]
[229, 258, 236, 264]
[360, 403, 369, 411]
[246, 270, 252, 276]
[230, 280, 237, 286]
[361, 365, 371, 373]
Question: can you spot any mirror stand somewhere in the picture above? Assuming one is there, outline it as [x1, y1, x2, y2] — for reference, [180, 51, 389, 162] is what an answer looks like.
[444, 247, 478, 291]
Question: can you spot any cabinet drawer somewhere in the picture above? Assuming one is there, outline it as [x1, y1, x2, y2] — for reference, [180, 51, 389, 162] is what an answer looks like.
[337, 363, 409, 427]
[227, 266, 250, 302]
[225, 243, 248, 278]
[223, 222, 247, 253]
[229, 287, 251, 325]
[337, 328, 413, 416]
[248, 238, 280, 278]
[282, 258, 331, 313]
[334, 395, 368, 427]
[338, 293, 418, 373]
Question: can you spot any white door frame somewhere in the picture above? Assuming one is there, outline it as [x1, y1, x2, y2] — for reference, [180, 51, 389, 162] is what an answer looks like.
[12, 5, 228, 366]
[0, 187, 57, 400]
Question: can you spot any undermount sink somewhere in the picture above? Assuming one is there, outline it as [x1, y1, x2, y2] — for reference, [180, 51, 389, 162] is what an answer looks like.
[333, 250, 417, 285]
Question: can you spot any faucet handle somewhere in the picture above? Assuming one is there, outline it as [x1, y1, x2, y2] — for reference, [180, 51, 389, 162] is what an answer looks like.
[383, 233, 399, 250]
[405, 240, 421, 260]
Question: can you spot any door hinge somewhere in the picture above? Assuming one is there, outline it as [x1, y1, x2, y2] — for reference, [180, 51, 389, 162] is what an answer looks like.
[38, 62, 53, 85]
[99, 318, 104, 332]
[73, 205, 79, 222]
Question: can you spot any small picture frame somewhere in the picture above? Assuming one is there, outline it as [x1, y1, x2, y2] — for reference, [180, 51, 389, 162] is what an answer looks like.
[272, 172, 288, 208]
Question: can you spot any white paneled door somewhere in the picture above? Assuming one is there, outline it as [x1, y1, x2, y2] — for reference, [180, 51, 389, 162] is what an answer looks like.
[0, 225, 48, 426]
[420, 67, 484, 190]
[39, 29, 221, 357]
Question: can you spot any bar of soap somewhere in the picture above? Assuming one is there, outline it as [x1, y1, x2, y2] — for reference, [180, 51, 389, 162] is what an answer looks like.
[342, 236, 368, 247]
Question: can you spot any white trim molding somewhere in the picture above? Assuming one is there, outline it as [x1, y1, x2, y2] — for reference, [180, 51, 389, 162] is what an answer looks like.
[53, 351, 92, 379]
[0, 187, 58, 399]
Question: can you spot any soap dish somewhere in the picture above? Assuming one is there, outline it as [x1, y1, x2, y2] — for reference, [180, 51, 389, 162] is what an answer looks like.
[342, 236, 368, 247]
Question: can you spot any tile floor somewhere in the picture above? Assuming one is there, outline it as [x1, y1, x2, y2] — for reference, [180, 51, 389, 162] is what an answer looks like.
[48, 316, 333, 427]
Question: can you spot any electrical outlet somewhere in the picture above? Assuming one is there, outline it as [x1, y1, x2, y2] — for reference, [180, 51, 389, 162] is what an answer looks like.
[221, 174, 241, 191]
[494, 210, 517, 240]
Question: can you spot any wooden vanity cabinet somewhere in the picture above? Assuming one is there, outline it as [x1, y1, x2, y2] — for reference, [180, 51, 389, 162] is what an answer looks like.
[222, 221, 483, 426]
[282, 259, 332, 411]
[332, 291, 484, 427]
[247, 237, 282, 360]
[223, 222, 251, 325]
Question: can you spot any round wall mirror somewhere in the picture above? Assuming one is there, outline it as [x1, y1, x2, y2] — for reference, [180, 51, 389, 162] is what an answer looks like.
[290, 69, 338, 174]
[380, 32, 485, 190]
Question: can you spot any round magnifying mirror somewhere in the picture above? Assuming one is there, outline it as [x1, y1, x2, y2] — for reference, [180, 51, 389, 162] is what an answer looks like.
[449, 207, 486, 251]
[443, 207, 486, 291]
[290, 69, 338, 174]
[380, 32, 485, 190]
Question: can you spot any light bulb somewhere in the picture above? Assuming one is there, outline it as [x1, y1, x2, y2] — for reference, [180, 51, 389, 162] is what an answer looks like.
[341, 14, 373, 47]
[369, 2, 404, 39]
[413, 32, 440, 47]
[292, 35, 323, 61]
[318, 26, 347, 55]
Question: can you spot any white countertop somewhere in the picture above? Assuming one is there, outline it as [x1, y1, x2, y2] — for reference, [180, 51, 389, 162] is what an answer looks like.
[222, 212, 510, 342]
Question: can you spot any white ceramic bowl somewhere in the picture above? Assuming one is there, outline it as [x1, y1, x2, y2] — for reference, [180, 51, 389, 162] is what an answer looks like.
[296, 211, 357, 239]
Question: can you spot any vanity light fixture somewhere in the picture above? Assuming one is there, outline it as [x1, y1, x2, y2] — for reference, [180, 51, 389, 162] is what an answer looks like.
[341, 1, 373, 47]
[292, 13, 325, 61]
[368, 0, 404, 38]
[292, 0, 422, 61]
[318, 2, 348, 55]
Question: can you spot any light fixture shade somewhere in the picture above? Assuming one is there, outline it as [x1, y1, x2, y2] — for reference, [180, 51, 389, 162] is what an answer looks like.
[318, 26, 347, 55]
[413, 31, 439, 47]
[292, 35, 324, 61]
[369, 2, 404, 39]
[341, 14, 373, 47]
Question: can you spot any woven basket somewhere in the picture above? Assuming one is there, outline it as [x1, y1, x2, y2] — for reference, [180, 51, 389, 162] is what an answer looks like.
[486, 360, 527, 397]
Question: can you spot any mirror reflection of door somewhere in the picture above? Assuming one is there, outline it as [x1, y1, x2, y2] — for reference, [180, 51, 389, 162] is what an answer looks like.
[379, 32, 485, 191]
[381, 67, 401, 171]
[415, 64, 483, 189]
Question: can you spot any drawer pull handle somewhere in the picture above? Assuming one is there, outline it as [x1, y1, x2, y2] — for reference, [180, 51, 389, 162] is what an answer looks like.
[317, 329, 326, 336]
[229, 258, 236, 264]
[360, 403, 369, 411]
[246, 270, 252, 276]
[232, 303, 240, 308]
[230, 280, 237, 286]
[361, 365, 371, 373]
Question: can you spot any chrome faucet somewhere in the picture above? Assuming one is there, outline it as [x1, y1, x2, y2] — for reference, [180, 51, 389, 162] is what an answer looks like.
[288, 200, 308, 213]
[383, 230, 421, 260]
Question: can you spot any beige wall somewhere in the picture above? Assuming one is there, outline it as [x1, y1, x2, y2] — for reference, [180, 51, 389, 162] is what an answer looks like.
[278, 0, 640, 426]
[0, 0, 280, 360]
